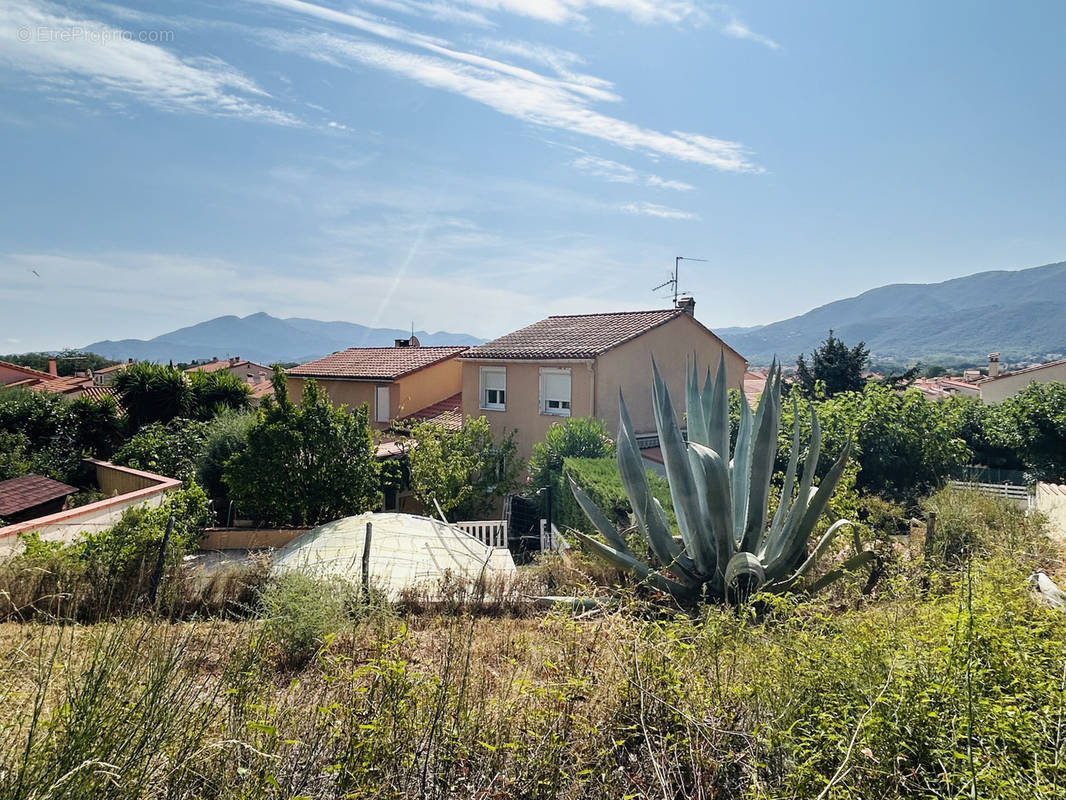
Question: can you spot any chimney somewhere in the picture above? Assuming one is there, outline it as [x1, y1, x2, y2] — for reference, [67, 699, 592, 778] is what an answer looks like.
[677, 296, 696, 315]
[988, 352, 1001, 378]
[47, 357, 58, 377]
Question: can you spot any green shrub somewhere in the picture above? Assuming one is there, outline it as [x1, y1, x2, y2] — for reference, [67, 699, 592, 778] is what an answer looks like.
[196, 409, 256, 503]
[113, 418, 209, 481]
[259, 572, 349, 666]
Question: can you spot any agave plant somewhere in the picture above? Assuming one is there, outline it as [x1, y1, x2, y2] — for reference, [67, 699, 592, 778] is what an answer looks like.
[569, 355, 876, 605]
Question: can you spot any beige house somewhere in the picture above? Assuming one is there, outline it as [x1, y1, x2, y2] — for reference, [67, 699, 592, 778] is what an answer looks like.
[287, 342, 468, 430]
[980, 357, 1066, 404]
[185, 356, 272, 386]
[459, 304, 747, 463]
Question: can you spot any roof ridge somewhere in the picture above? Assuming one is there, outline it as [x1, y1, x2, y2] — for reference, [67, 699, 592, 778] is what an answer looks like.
[545, 309, 679, 319]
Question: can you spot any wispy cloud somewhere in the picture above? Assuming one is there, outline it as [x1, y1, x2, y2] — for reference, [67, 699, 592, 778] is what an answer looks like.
[0, 0, 300, 124]
[255, 0, 759, 171]
[455, 0, 706, 26]
[720, 17, 779, 50]
[571, 154, 694, 191]
[620, 201, 698, 220]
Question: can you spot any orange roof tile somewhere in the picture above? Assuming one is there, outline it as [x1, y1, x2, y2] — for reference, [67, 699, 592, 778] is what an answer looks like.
[399, 393, 463, 431]
[288, 346, 467, 381]
[0, 359, 56, 382]
[463, 310, 685, 360]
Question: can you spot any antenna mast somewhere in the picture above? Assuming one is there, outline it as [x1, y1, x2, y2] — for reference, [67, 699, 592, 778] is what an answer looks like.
[653, 255, 708, 306]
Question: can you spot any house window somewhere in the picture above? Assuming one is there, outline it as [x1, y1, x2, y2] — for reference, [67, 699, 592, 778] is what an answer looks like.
[539, 367, 571, 416]
[375, 385, 391, 423]
[480, 367, 506, 410]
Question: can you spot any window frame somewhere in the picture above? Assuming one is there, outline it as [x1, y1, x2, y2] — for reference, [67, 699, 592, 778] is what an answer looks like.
[539, 367, 572, 417]
[480, 366, 507, 411]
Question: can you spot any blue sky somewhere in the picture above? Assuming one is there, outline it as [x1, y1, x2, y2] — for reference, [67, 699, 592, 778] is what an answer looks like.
[1, 0, 1065, 351]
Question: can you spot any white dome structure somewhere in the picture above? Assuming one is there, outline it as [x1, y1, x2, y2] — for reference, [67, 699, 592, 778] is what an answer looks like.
[271, 512, 517, 599]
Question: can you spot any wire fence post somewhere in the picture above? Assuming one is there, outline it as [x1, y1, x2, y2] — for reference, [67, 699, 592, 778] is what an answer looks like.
[148, 515, 175, 606]
[362, 521, 372, 601]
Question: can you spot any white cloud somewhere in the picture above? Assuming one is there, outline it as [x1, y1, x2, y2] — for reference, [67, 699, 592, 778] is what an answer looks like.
[0, 0, 300, 124]
[571, 153, 695, 191]
[620, 201, 698, 220]
[254, 0, 759, 171]
[456, 0, 705, 25]
[721, 17, 779, 50]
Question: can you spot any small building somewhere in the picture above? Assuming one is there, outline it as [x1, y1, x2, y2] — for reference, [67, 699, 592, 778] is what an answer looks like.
[286, 342, 468, 430]
[458, 300, 747, 463]
[0, 474, 77, 525]
[980, 357, 1066, 404]
[185, 356, 273, 388]
[91, 360, 132, 386]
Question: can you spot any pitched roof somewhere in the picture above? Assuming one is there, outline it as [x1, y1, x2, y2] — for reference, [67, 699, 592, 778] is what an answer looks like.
[287, 346, 468, 381]
[0, 359, 56, 383]
[92, 362, 128, 374]
[985, 357, 1066, 382]
[399, 393, 463, 431]
[30, 375, 93, 395]
[0, 474, 77, 517]
[185, 358, 270, 374]
[462, 310, 691, 360]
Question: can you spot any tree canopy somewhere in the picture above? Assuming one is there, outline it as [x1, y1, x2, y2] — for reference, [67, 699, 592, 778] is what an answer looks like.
[223, 369, 380, 526]
[795, 330, 870, 398]
[405, 416, 522, 520]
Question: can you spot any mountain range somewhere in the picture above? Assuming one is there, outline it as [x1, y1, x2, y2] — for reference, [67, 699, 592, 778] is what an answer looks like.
[84, 313, 484, 364]
[716, 261, 1066, 366]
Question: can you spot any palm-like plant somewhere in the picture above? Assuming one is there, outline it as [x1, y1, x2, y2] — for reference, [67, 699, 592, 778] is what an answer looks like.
[569, 355, 876, 605]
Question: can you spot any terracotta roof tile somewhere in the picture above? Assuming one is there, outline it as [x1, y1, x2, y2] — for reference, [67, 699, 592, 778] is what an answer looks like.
[0, 474, 78, 517]
[463, 310, 686, 360]
[0, 360, 56, 382]
[288, 346, 467, 381]
[185, 358, 270, 374]
[987, 357, 1066, 382]
[399, 393, 463, 431]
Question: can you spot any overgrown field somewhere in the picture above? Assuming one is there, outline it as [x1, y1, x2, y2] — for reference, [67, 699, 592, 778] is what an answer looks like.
[2, 490, 1066, 799]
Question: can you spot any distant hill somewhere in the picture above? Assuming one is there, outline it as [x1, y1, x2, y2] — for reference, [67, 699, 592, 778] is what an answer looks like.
[718, 261, 1066, 366]
[83, 313, 485, 364]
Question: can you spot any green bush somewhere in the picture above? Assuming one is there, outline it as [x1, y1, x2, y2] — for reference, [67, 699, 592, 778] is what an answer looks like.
[225, 370, 381, 526]
[196, 409, 256, 503]
[260, 572, 349, 667]
[113, 418, 209, 481]
[0, 482, 209, 620]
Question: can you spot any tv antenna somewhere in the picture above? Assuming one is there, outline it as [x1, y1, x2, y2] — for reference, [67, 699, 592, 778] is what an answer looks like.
[653, 256, 707, 306]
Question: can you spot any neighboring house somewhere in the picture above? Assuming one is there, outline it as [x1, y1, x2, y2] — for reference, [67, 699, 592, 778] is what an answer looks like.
[91, 360, 132, 386]
[0, 359, 57, 388]
[458, 302, 747, 463]
[286, 341, 468, 430]
[185, 356, 273, 387]
[979, 356, 1066, 404]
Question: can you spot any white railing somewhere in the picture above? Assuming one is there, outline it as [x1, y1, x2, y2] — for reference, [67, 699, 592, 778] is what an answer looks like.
[454, 519, 509, 549]
[947, 480, 1033, 509]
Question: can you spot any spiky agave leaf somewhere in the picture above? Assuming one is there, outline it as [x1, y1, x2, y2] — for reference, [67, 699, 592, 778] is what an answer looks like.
[572, 530, 698, 601]
[615, 396, 700, 584]
[651, 359, 716, 576]
[741, 363, 781, 553]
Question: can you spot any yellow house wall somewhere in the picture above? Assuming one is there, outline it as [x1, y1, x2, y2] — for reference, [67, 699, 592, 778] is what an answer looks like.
[287, 356, 462, 430]
[392, 358, 463, 420]
[594, 314, 747, 437]
[980, 362, 1066, 404]
[461, 359, 595, 464]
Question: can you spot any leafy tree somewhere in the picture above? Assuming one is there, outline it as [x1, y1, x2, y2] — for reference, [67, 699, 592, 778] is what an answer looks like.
[224, 370, 381, 526]
[776, 382, 971, 507]
[985, 381, 1066, 482]
[527, 417, 615, 494]
[405, 416, 522, 520]
[196, 409, 256, 503]
[0, 387, 122, 483]
[795, 330, 870, 398]
[188, 370, 252, 420]
[112, 419, 210, 482]
[114, 363, 193, 430]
